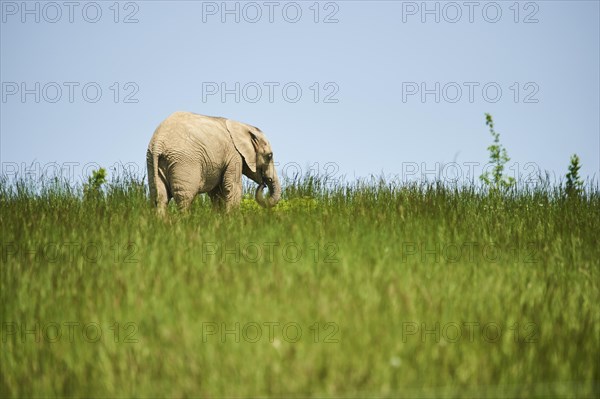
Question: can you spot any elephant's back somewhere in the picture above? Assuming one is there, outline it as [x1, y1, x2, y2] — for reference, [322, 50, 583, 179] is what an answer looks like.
[150, 112, 228, 150]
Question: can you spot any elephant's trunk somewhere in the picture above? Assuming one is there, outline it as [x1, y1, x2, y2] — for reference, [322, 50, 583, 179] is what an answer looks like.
[255, 172, 281, 208]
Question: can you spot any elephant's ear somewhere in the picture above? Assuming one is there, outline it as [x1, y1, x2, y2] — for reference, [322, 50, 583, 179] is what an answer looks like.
[226, 119, 259, 173]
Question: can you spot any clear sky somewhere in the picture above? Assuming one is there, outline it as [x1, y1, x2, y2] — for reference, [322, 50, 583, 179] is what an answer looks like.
[1, 0, 599, 186]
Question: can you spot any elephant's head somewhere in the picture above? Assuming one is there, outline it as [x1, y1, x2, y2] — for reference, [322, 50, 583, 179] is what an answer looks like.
[226, 119, 281, 208]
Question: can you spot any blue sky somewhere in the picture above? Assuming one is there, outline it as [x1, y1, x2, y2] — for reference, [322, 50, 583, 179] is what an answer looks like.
[1, 0, 599, 186]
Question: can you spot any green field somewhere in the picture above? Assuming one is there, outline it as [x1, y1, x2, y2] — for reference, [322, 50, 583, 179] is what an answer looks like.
[1, 174, 599, 397]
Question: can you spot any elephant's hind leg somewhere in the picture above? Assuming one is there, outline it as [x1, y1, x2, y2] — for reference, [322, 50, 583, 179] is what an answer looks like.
[155, 176, 170, 216]
[173, 190, 195, 212]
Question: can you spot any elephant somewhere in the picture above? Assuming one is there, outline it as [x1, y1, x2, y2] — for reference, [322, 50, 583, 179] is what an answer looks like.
[146, 111, 281, 213]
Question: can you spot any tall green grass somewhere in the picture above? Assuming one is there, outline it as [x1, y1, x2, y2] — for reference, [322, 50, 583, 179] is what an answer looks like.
[1, 173, 599, 397]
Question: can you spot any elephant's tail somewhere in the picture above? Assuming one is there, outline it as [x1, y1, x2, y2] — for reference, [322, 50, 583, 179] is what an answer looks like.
[146, 148, 161, 206]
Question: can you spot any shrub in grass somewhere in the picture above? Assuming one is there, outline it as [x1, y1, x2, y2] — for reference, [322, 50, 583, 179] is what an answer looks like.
[480, 113, 515, 191]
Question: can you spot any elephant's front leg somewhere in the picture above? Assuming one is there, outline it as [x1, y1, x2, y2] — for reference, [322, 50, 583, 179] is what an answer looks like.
[221, 161, 243, 212]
